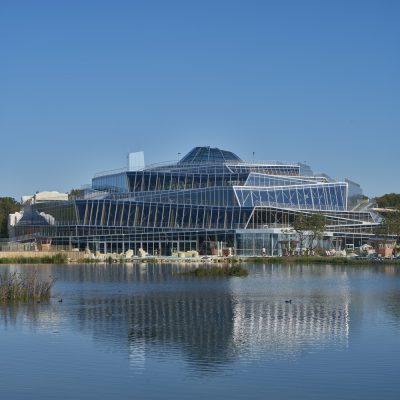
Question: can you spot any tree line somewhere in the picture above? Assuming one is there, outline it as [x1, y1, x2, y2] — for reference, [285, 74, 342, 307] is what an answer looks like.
[375, 193, 400, 209]
[373, 194, 400, 242]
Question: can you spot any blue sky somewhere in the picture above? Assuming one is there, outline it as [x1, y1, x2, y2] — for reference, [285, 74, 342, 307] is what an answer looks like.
[0, 0, 399, 199]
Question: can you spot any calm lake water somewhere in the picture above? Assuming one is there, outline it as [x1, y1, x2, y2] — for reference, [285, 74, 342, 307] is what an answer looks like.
[1, 263, 400, 400]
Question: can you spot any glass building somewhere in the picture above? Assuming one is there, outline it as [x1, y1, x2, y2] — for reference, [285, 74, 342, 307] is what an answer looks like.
[10, 146, 381, 256]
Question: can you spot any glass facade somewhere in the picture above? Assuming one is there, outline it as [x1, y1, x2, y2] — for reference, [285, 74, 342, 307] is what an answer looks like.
[235, 183, 347, 210]
[11, 146, 380, 255]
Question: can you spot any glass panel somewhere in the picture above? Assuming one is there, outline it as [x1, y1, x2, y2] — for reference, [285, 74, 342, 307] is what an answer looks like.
[318, 187, 327, 208]
[268, 190, 276, 203]
[297, 188, 305, 207]
[304, 188, 312, 207]
[276, 189, 283, 204]
[311, 187, 319, 209]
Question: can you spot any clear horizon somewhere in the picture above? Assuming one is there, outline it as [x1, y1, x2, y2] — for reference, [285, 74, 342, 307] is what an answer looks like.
[1, 0, 399, 200]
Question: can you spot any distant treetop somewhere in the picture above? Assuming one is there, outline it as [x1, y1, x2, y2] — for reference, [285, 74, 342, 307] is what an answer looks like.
[0, 197, 20, 238]
[375, 193, 400, 209]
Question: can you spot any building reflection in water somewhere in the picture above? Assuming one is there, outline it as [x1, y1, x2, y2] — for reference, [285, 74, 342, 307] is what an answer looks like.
[77, 291, 235, 372]
[0, 263, 360, 372]
[231, 300, 349, 358]
[229, 265, 351, 358]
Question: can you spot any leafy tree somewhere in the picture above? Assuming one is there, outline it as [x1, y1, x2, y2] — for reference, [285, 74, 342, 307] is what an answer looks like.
[0, 197, 21, 238]
[378, 208, 400, 255]
[292, 214, 309, 254]
[307, 214, 327, 253]
[292, 213, 327, 254]
[376, 207, 400, 253]
[69, 188, 82, 200]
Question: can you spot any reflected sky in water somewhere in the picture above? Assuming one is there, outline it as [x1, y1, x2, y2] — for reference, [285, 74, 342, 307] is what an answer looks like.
[1, 263, 400, 399]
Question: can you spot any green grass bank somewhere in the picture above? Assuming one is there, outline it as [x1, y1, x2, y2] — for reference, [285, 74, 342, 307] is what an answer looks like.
[0, 253, 68, 264]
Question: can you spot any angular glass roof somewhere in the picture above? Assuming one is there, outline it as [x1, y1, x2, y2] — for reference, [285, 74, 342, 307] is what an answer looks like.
[18, 206, 49, 225]
[179, 146, 242, 164]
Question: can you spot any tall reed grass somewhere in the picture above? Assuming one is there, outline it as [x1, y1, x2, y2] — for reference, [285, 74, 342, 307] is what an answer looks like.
[0, 271, 56, 303]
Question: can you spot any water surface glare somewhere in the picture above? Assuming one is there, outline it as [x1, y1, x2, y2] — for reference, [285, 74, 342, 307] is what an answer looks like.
[1, 263, 400, 399]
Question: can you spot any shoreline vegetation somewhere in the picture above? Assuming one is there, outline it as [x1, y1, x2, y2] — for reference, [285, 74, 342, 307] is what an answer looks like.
[244, 256, 400, 265]
[0, 253, 68, 264]
[0, 252, 400, 266]
[0, 271, 55, 303]
[179, 265, 248, 277]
